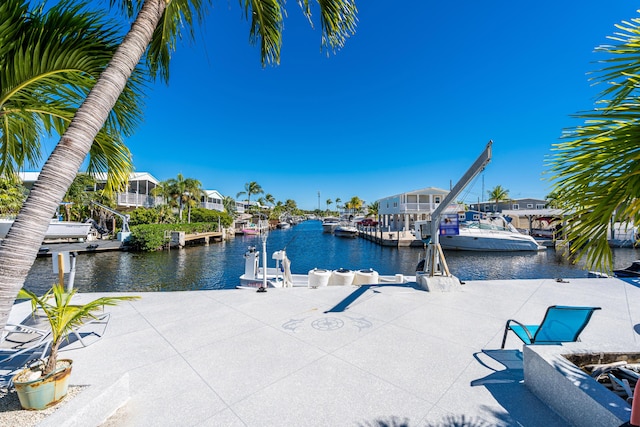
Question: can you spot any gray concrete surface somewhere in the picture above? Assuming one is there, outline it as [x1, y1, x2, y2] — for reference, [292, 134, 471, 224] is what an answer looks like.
[5, 276, 640, 426]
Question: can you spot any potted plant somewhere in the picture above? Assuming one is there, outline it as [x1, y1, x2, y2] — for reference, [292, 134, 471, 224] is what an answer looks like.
[12, 284, 139, 410]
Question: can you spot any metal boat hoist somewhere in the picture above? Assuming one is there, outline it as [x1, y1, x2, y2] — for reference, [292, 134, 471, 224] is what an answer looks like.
[416, 141, 492, 291]
[91, 201, 131, 241]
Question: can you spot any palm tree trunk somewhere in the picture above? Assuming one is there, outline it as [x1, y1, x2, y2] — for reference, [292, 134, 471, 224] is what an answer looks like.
[0, 0, 166, 332]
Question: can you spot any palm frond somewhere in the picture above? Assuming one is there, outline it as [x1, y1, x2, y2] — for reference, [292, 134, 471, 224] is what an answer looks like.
[148, 0, 210, 82]
[0, 0, 145, 190]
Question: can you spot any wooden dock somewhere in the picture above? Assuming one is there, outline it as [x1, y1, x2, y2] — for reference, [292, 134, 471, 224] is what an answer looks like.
[167, 231, 223, 248]
[358, 229, 423, 248]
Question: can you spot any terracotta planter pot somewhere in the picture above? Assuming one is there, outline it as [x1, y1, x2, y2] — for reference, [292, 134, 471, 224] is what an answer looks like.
[13, 359, 73, 410]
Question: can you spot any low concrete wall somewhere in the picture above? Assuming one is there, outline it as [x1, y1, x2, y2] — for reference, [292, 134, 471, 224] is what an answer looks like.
[523, 344, 634, 426]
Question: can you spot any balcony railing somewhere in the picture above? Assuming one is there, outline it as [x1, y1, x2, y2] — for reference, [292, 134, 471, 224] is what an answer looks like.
[117, 193, 163, 208]
[201, 202, 224, 211]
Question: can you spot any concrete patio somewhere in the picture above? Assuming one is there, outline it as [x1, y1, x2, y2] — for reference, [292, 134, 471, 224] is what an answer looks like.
[5, 276, 640, 426]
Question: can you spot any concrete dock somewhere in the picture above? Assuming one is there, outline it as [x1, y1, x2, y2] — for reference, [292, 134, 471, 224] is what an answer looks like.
[3, 277, 640, 426]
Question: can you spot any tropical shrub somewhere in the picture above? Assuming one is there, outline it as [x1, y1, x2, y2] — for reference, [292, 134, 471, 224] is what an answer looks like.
[129, 222, 220, 251]
[128, 207, 160, 226]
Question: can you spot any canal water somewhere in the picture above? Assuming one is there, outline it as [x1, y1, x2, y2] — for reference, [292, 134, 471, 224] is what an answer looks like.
[24, 219, 640, 294]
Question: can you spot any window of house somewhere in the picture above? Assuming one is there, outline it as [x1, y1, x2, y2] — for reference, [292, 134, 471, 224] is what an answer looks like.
[536, 204, 545, 209]
[512, 204, 519, 210]
[527, 204, 533, 208]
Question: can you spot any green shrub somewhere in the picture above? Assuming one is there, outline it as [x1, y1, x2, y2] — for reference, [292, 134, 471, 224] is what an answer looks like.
[128, 207, 160, 226]
[129, 222, 223, 251]
[189, 208, 233, 227]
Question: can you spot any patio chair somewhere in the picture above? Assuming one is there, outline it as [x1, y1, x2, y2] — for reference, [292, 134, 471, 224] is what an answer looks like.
[19, 310, 112, 351]
[0, 324, 52, 389]
[500, 305, 601, 349]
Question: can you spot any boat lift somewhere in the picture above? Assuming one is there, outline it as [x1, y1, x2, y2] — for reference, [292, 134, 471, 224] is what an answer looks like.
[416, 141, 492, 291]
[91, 201, 131, 242]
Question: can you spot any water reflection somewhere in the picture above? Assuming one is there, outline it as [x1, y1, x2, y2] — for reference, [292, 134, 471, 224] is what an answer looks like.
[24, 220, 640, 294]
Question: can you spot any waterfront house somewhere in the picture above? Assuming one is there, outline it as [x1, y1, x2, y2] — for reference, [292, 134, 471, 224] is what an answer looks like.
[201, 190, 224, 212]
[468, 198, 548, 214]
[376, 187, 450, 232]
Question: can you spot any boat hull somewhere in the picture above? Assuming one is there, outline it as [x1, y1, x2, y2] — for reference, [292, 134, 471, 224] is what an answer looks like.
[439, 230, 544, 251]
[0, 219, 92, 240]
[334, 227, 358, 238]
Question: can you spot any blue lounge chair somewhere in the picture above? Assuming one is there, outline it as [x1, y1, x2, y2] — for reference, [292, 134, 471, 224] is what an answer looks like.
[501, 305, 601, 348]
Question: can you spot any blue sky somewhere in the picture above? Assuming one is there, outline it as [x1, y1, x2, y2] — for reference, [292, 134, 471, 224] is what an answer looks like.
[46, 1, 640, 210]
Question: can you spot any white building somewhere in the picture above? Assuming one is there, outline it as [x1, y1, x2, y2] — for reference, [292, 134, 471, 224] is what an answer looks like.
[88, 172, 163, 209]
[201, 190, 224, 212]
[377, 187, 450, 231]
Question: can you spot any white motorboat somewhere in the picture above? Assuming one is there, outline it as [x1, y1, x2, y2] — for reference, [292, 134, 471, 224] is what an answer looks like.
[417, 212, 545, 252]
[333, 223, 358, 238]
[321, 217, 341, 233]
[238, 247, 407, 289]
[277, 221, 291, 229]
[0, 218, 93, 240]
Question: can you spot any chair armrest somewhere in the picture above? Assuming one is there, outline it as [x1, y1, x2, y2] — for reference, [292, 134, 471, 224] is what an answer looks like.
[506, 319, 535, 341]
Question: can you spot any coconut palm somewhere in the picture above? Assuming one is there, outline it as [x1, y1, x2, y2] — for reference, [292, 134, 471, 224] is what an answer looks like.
[264, 193, 275, 206]
[487, 185, 510, 211]
[236, 181, 264, 206]
[222, 195, 237, 216]
[0, 0, 143, 193]
[348, 196, 364, 215]
[326, 198, 333, 213]
[151, 180, 175, 206]
[18, 284, 138, 375]
[0, 0, 358, 332]
[547, 13, 640, 272]
[367, 200, 379, 217]
[335, 197, 342, 212]
[167, 173, 202, 222]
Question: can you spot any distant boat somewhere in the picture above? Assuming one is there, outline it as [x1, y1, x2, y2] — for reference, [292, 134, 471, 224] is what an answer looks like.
[322, 217, 341, 233]
[238, 247, 404, 288]
[277, 221, 291, 229]
[0, 218, 93, 240]
[333, 223, 358, 238]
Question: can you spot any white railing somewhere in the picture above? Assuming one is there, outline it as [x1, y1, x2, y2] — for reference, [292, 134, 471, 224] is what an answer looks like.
[201, 202, 224, 211]
[398, 202, 437, 213]
[117, 193, 163, 208]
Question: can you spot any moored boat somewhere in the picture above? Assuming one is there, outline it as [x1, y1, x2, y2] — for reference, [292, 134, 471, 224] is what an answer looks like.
[238, 247, 407, 288]
[321, 217, 341, 233]
[417, 212, 545, 252]
[333, 223, 358, 238]
[0, 218, 93, 241]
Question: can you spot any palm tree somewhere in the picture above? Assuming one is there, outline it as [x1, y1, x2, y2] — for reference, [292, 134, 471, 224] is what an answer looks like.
[18, 284, 138, 375]
[547, 13, 640, 272]
[0, 0, 144, 194]
[348, 196, 364, 215]
[167, 173, 202, 222]
[367, 200, 379, 217]
[236, 181, 264, 207]
[222, 195, 237, 216]
[335, 197, 342, 213]
[264, 193, 275, 206]
[0, 0, 358, 332]
[151, 180, 174, 206]
[487, 185, 510, 211]
[326, 198, 333, 213]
